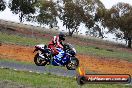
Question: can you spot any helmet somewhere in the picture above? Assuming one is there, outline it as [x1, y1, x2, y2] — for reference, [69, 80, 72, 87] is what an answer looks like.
[59, 32, 65, 41]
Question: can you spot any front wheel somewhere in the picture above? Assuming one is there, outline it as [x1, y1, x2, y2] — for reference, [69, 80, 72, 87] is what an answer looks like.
[34, 53, 47, 66]
[66, 57, 79, 70]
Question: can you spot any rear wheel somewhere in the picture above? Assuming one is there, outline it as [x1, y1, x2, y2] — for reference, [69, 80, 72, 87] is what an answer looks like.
[34, 53, 47, 66]
[66, 57, 79, 70]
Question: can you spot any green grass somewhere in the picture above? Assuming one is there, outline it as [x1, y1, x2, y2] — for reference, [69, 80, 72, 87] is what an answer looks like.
[0, 32, 49, 46]
[76, 45, 132, 61]
[0, 68, 131, 88]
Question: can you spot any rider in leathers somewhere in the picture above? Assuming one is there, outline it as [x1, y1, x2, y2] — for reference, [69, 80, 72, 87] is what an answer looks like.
[48, 32, 65, 61]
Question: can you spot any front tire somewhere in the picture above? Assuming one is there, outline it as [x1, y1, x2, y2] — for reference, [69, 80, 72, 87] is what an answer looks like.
[66, 57, 79, 70]
[34, 53, 47, 66]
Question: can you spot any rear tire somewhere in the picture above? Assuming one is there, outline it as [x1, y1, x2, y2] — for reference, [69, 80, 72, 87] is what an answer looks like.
[34, 53, 47, 66]
[66, 57, 79, 70]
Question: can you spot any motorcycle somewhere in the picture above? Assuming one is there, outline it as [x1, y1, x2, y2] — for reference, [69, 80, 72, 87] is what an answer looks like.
[33, 43, 79, 70]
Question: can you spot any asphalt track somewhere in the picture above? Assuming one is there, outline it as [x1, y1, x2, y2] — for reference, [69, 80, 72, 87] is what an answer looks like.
[0, 60, 76, 77]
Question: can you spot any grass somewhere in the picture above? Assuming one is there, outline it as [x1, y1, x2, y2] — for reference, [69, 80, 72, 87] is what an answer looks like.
[0, 32, 132, 61]
[0, 32, 49, 46]
[0, 68, 131, 88]
[76, 45, 132, 61]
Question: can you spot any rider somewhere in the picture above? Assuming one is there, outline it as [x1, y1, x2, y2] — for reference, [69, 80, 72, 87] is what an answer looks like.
[48, 32, 66, 60]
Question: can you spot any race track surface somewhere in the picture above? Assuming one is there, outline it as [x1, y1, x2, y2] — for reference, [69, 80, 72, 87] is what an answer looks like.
[0, 60, 76, 77]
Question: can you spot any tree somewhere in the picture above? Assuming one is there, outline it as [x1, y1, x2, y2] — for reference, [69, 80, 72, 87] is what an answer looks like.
[104, 2, 132, 48]
[60, 1, 86, 36]
[75, 0, 105, 38]
[33, 0, 106, 37]
[9, 0, 37, 22]
[0, 0, 6, 11]
[36, 0, 58, 28]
